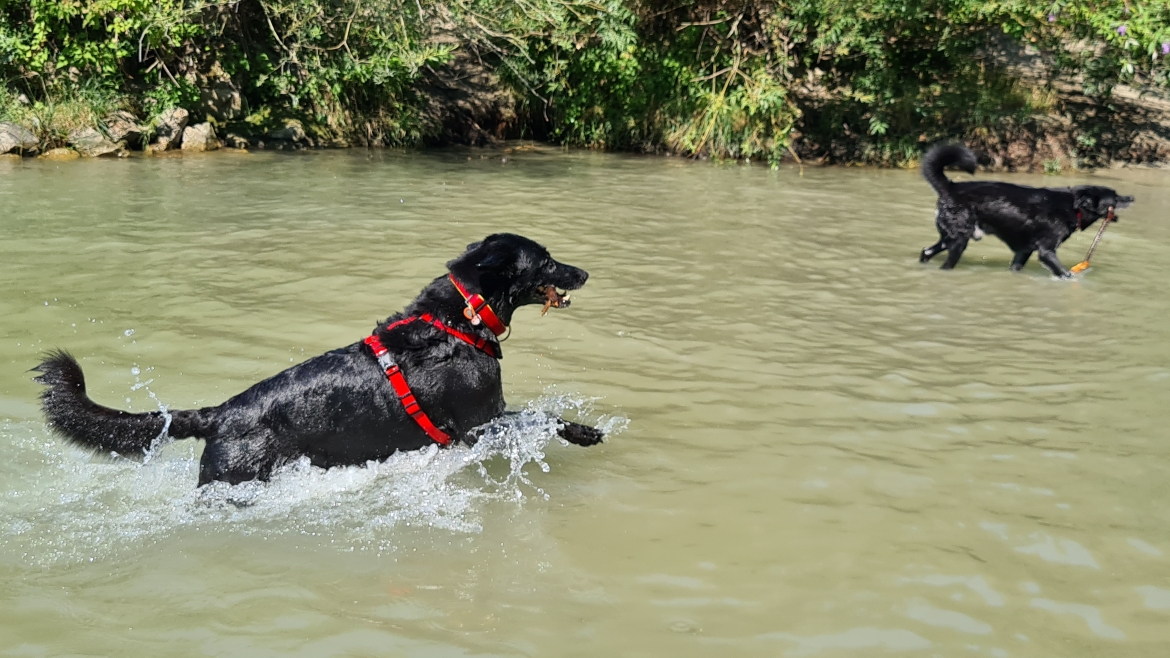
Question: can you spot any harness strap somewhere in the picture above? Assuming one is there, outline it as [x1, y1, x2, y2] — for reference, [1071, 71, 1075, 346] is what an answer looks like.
[364, 333, 451, 446]
[384, 313, 499, 359]
[364, 311, 500, 447]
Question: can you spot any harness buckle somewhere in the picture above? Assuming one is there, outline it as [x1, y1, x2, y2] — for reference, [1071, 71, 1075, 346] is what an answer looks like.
[378, 354, 396, 372]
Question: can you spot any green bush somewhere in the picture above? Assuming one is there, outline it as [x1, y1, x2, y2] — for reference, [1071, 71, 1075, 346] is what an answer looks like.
[514, 0, 1170, 164]
[0, 0, 1167, 159]
[0, 0, 450, 143]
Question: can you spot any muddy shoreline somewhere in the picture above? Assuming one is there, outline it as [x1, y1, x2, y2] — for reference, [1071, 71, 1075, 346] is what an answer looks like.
[5, 137, 1170, 175]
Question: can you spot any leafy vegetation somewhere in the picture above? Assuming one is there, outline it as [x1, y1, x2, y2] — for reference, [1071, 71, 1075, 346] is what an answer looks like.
[1, 0, 1167, 163]
[0, 82, 128, 149]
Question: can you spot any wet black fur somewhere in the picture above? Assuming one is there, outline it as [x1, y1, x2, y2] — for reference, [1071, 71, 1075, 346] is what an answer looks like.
[35, 234, 603, 486]
[919, 143, 1135, 278]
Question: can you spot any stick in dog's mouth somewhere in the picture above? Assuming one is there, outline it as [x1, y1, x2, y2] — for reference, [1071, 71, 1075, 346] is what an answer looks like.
[539, 285, 571, 316]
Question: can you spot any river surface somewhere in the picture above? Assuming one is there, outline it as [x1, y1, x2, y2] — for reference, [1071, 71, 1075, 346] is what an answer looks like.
[1, 149, 1168, 656]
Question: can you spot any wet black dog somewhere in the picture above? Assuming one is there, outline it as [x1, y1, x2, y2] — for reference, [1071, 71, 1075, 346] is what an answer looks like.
[919, 144, 1134, 277]
[35, 234, 604, 486]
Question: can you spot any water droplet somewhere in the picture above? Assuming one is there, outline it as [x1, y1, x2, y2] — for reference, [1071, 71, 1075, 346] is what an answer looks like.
[124, 329, 134, 337]
[130, 367, 140, 376]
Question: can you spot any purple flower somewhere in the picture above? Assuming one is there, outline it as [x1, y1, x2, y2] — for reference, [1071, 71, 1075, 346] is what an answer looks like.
[1048, 13, 1056, 22]
[1163, 42, 1170, 55]
[1117, 25, 1127, 35]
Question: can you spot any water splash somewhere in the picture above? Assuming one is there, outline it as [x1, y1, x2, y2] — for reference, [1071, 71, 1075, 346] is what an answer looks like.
[133, 364, 174, 462]
[0, 390, 625, 566]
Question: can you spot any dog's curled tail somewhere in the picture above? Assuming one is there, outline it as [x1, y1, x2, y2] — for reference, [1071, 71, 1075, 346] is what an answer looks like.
[922, 143, 977, 199]
[34, 350, 214, 456]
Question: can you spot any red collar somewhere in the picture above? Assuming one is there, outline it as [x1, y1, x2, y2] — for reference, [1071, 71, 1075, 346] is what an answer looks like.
[447, 274, 507, 337]
[1077, 208, 1116, 231]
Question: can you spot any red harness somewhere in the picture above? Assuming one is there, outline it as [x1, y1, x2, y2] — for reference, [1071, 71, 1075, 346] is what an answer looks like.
[364, 312, 500, 446]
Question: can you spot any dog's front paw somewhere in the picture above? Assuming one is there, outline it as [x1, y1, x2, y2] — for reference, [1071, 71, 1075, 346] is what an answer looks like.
[558, 421, 605, 446]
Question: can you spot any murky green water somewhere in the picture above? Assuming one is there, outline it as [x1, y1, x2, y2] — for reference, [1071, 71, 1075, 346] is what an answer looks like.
[1, 149, 1168, 656]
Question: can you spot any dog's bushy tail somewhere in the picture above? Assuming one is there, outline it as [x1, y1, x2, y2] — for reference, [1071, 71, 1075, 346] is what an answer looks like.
[34, 350, 214, 456]
[922, 143, 977, 199]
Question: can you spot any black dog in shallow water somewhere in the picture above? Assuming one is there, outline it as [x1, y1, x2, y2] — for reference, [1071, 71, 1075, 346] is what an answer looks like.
[919, 143, 1134, 277]
[35, 234, 604, 486]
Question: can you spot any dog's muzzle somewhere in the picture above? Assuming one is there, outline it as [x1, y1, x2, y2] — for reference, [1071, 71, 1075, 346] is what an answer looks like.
[537, 264, 587, 315]
[539, 286, 571, 315]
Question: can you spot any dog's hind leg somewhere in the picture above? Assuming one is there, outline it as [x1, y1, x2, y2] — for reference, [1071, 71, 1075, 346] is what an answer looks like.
[1037, 246, 1072, 279]
[925, 204, 971, 265]
[920, 239, 947, 263]
[1010, 250, 1034, 271]
[939, 236, 971, 270]
[198, 432, 284, 485]
[937, 206, 976, 270]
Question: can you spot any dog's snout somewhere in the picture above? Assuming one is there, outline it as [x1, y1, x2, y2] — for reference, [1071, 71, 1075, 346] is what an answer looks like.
[552, 262, 588, 290]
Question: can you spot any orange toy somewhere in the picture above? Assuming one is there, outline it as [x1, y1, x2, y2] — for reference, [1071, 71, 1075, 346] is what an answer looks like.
[1070, 206, 1114, 274]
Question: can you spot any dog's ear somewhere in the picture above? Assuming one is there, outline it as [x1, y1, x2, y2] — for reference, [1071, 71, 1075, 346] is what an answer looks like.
[476, 250, 514, 273]
[447, 241, 488, 271]
[1073, 190, 1097, 214]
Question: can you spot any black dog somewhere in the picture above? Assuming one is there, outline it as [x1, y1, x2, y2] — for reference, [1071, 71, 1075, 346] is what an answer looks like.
[35, 234, 604, 486]
[919, 144, 1134, 277]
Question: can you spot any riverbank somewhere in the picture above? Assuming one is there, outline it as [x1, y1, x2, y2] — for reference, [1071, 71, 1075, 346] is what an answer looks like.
[6, 134, 1170, 176]
[4, 92, 1167, 173]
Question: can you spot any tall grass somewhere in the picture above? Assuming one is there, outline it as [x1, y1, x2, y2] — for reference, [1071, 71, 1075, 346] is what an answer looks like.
[0, 83, 129, 151]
